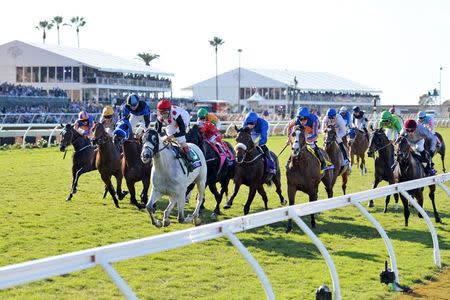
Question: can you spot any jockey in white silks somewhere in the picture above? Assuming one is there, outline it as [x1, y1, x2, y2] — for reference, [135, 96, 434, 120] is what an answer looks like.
[154, 99, 194, 171]
[321, 108, 350, 165]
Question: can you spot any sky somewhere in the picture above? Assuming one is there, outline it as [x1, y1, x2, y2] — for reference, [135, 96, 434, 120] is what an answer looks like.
[1, 0, 449, 105]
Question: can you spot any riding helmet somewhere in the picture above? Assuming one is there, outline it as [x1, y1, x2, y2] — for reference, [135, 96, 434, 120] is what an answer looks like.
[102, 106, 114, 117]
[352, 106, 361, 113]
[296, 107, 309, 118]
[244, 111, 259, 124]
[78, 111, 89, 121]
[381, 111, 392, 121]
[126, 94, 139, 107]
[197, 108, 209, 118]
[339, 106, 348, 113]
[404, 119, 417, 131]
[326, 108, 337, 117]
[157, 99, 172, 111]
[417, 111, 426, 119]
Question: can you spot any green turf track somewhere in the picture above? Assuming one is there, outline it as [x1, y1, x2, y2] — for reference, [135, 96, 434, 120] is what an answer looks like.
[0, 129, 449, 299]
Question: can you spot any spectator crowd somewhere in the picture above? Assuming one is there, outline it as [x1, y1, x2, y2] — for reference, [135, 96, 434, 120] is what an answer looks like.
[0, 82, 67, 98]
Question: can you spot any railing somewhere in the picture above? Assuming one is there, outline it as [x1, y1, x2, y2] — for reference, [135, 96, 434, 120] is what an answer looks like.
[83, 77, 171, 89]
[0, 174, 449, 299]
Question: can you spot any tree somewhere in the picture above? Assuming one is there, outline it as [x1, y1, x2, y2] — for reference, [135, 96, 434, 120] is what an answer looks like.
[209, 36, 225, 100]
[35, 20, 53, 44]
[70, 16, 86, 47]
[137, 52, 160, 66]
[51, 16, 69, 45]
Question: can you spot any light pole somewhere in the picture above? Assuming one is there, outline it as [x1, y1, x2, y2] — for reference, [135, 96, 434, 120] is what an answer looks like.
[237, 49, 242, 112]
[439, 66, 443, 106]
[290, 76, 298, 119]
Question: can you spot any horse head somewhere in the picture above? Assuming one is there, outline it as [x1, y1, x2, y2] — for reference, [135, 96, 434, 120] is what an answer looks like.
[141, 129, 161, 164]
[91, 122, 109, 146]
[368, 128, 389, 157]
[324, 125, 337, 146]
[59, 123, 79, 152]
[292, 125, 306, 156]
[113, 121, 132, 147]
[234, 126, 254, 163]
[186, 124, 203, 146]
[395, 136, 411, 165]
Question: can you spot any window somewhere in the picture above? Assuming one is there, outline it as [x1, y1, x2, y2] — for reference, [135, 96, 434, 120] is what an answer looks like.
[32, 67, 39, 82]
[73, 67, 80, 83]
[57, 67, 64, 82]
[40, 67, 48, 83]
[16, 67, 23, 82]
[64, 67, 72, 82]
[49, 67, 56, 82]
[24, 67, 32, 82]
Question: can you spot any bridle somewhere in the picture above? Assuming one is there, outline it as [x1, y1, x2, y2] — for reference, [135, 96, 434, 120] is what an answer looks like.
[368, 130, 391, 155]
[143, 131, 170, 157]
[235, 132, 260, 164]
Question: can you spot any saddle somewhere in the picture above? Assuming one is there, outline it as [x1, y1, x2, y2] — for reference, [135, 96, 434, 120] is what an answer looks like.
[205, 140, 235, 171]
[171, 146, 202, 173]
[305, 145, 334, 174]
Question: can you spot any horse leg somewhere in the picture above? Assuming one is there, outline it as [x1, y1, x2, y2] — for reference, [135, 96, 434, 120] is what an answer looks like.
[341, 172, 348, 195]
[224, 179, 241, 209]
[369, 177, 381, 208]
[257, 185, 269, 211]
[189, 177, 206, 226]
[441, 153, 446, 173]
[185, 183, 195, 204]
[309, 192, 318, 228]
[115, 172, 128, 200]
[416, 190, 425, 219]
[399, 193, 410, 226]
[272, 174, 286, 206]
[387, 176, 399, 212]
[126, 180, 140, 209]
[140, 176, 150, 208]
[217, 178, 231, 214]
[209, 183, 221, 219]
[102, 185, 108, 199]
[147, 188, 162, 227]
[67, 167, 83, 201]
[163, 198, 177, 227]
[101, 174, 119, 208]
[243, 186, 258, 215]
[428, 185, 441, 223]
[286, 184, 297, 233]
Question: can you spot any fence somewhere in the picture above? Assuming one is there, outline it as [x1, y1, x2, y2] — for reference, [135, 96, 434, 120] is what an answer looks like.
[0, 174, 449, 299]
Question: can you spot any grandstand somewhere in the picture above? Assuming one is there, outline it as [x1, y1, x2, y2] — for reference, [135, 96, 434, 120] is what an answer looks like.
[184, 68, 381, 114]
[0, 40, 174, 104]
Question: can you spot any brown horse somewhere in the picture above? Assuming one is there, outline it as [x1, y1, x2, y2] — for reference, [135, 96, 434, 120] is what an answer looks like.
[92, 123, 127, 208]
[394, 137, 441, 226]
[286, 126, 334, 231]
[425, 132, 446, 172]
[324, 125, 350, 195]
[349, 128, 368, 175]
[59, 123, 98, 201]
[223, 126, 286, 215]
[113, 131, 151, 209]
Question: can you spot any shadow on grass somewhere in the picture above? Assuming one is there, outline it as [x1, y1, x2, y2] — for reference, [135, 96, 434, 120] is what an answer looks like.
[333, 250, 382, 262]
[387, 228, 450, 250]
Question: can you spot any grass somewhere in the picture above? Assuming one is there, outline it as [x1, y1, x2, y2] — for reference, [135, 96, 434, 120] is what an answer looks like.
[0, 129, 449, 299]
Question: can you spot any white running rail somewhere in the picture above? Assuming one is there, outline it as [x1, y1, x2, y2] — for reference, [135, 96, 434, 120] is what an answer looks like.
[0, 174, 449, 300]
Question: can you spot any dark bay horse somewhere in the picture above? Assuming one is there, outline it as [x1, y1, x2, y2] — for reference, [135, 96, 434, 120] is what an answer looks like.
[92, 123, 127, 208]
[223, 126, 286, 215]
[349, 127, 368, 175]
[186, 125, 235, 218]
[286, 126, 334, 231]
[113, 131, 151, 209]
[59, 123, 97, 201]
[324, 125, 350, 195]
[425, 131, 446, 172]
[394, 137, 441, 226]
[367, 129, 399, 211]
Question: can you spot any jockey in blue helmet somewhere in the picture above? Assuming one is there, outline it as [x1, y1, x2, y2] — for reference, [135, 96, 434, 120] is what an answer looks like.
[121, 94, 151, 133]
[242, 111, 275, 174]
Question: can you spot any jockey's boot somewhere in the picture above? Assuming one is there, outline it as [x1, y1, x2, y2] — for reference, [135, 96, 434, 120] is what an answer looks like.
[182, 146, 194, 172]
[313, 145, 327, 171]
[420, 150, 436, 176]
[338, 142, 350, 165]
[261, 145, 276, 174]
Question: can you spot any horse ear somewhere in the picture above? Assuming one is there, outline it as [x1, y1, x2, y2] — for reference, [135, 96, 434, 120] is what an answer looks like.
[369, 124, 374, 131]
[234, 125, 240, 132]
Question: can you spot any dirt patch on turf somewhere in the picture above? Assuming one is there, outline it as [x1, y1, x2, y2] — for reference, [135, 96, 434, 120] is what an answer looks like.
[394, 268, 450, 300]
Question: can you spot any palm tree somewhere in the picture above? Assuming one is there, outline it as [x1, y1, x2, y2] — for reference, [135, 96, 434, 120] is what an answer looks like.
[35, 20, 53, 44]
[70, 16, 86, 47]
[51, 16, 69, 45]
[137, 52, 160, 66]
[209, 36, 225, 100]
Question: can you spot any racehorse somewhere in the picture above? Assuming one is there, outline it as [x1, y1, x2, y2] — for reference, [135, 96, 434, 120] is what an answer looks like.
[367, 128, 399, 211]
[425, 132, 446, 173]
[324, 125, 350, 195]
[223, 126, 286, 215]
[113, 129, 151, 209]
[349, 127, 368, 175]
[141, 129, 207, 227]
[186, 124, 235, 218]
[286, 126, 334, 231]
[92, 123, 128, 208]
[59, 123, 97, 201]
[393, 137, 441, 226]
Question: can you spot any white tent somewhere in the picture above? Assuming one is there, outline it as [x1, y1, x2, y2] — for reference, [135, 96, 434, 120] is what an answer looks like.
[247, 92, 266, 102]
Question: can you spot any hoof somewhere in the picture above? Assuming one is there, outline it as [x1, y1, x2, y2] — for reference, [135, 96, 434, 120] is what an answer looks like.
[210, 213, 218, 221]
[383, 208, 388, 214]
[281, 198, 287, 206]
[223, 203, 232, 209]
[193, 217, 202, 226]
[285, 226, 292, 233]
[163, 219, 171, 227]
[436, 217, 442, 223]
[66, 195, 73, 202]
[368, 200, 374, 208]
[154, 220, 163, 228]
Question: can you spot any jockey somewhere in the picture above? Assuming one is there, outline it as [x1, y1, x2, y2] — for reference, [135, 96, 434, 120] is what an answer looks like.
[155, 99, 194, 171]
[295, 106, 329, 171]
[389, 106, 396, 114]
[321, 108, 350, 165]
[351, 106, 369, 140]
[417, 111, 435, 134]
[378, 110, 403, 142]
[197, 107, 220, 128]
[74, 111, 93, 139]
[121, 94, 151, 133]
[339, 106, 352, 129]
[400, 119, 437, 176]
[242, 111, 276, 174]
[100, 105, 116, 137]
